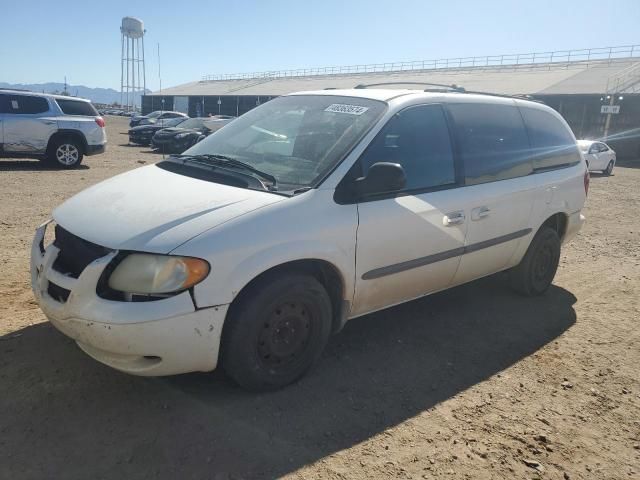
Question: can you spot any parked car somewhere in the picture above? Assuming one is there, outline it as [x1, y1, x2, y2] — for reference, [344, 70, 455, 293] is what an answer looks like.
[31, 88, 587, 390]
[0, 89, 106, 168]
[130, 110, 187, 128]
[128, 117, 187, 146]
[577, 140, 616, 175]
[150, 117, 231, 153]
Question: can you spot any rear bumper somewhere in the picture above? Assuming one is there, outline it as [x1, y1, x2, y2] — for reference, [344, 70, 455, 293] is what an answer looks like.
[86, 143, 106, 156]
[30, 222, 227, 376]
[563, 211, 585, 244]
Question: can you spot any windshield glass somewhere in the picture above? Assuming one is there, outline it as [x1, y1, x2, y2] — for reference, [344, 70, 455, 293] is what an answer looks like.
[176, 118, 206, 130]
[147, 111, 162, 119]
[183, 95, 386, 191]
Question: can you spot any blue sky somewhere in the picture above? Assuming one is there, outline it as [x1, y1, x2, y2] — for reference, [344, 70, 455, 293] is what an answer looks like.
[1, 0, 638, 91]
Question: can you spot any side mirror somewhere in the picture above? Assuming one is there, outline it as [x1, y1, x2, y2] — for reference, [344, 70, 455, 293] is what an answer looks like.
[355, 162, 406, 196]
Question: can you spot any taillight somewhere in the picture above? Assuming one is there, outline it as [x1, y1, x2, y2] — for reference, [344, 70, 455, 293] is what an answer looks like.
[95, 117, 105, 128]
[584, 169, 590, 196]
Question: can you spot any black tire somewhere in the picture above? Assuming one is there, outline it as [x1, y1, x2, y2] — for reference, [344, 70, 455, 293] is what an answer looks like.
[47, 137, 83, 168]
[221, 272, 332, 391]
[509, 226, 561, 296]
[604, 161, 614, 176]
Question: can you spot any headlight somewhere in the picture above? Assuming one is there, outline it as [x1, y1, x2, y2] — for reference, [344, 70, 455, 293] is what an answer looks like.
[175, 132, 190, 139]
[108, 254, 209, 294]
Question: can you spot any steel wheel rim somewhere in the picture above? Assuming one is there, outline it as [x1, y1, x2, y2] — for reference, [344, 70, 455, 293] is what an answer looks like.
[56, 144, 79, 165]
[257, 301, 312, 368]
[533, 243, 553, 286]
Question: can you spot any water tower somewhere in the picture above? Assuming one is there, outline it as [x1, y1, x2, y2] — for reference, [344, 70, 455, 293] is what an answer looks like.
[120, 17, 146, 111]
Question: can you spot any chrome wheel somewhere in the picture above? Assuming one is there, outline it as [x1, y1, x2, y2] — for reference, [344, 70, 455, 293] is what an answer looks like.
[56, 143, 80, 166]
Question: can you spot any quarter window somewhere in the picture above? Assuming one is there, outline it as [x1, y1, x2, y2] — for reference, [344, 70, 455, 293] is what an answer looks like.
[519, 106, 580, 171]
[4, 95, 50, 114]
[448, 103, 532, 185]
[56, 99, 98, 116]
[359, 104, 456, 191]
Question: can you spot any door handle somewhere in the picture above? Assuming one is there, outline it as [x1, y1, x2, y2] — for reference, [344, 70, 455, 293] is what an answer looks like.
[471, 206, 491, 221]
[41, 120, 56, 125]
[443, 211, 465, 226]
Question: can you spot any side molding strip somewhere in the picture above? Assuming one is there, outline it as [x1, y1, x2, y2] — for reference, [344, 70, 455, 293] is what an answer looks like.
[362, 228, 532, 280]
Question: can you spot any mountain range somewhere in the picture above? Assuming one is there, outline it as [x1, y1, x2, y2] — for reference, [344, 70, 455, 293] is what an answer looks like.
[0, 82, 151, 105]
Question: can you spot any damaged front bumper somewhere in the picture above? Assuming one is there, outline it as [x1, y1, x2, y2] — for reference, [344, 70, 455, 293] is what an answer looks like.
[30, 221, 228, 376]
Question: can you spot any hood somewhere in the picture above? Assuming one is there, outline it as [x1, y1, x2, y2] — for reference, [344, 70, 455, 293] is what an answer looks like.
[130, 124, 165, 133]
[53, 164, 285, 253]
[155, 127, 201, 137]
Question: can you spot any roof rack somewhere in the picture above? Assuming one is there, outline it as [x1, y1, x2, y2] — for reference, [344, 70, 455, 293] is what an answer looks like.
[462, 90, 545, 103]
[354, 82, 466, 92]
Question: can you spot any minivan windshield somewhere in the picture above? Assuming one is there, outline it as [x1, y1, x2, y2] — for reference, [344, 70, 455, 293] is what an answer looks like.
[181, 95, 386, 191]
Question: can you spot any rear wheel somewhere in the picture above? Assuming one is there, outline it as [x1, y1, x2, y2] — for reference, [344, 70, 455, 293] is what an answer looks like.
[221, 272, 332, 391]
[604, 160, 614, 176]
[509, 226, 561, 296]
[47, 137, 83, 168]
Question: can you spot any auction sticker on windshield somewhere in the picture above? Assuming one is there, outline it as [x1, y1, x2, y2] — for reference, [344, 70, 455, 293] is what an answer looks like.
[324, 104, 369, 115]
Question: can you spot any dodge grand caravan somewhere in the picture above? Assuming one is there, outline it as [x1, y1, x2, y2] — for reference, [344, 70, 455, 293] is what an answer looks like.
[31, 88, 587, 390]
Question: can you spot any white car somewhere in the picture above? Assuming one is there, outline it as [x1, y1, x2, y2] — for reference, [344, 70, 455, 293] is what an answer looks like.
[577, 139, 616, 175]
[31, 88, 587, 390]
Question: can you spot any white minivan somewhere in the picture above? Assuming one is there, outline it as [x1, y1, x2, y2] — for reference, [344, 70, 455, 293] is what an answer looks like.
[31, 88, 587, 390]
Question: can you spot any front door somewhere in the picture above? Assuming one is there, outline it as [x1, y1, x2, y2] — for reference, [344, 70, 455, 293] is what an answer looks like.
[351, 104, 467, 317]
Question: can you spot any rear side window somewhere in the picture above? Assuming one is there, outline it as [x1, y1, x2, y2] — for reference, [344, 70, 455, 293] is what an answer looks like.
[3, 95, 50, 114]
[359, 104, 456, 191]
[519, 107, 580, 171]
[56, 99, 98, 116]
[448, 103, 532, 185]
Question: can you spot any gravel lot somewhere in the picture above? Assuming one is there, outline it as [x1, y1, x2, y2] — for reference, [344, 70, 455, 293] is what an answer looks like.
[1, 116, 639, 479]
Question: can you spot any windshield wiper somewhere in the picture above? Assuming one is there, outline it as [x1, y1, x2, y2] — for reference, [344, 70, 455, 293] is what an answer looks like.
[172, 153, 278, 190]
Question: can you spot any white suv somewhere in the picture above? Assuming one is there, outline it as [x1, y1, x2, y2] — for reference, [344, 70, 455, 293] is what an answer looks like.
[0, 90, 107, 168]
[31, 87, 587, 390]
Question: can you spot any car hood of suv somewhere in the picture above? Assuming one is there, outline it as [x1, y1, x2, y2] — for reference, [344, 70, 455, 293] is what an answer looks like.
[53, 164, 285, 253]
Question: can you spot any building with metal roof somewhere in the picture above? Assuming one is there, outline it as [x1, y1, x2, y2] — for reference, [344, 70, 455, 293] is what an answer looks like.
[142, 45, 640, 157]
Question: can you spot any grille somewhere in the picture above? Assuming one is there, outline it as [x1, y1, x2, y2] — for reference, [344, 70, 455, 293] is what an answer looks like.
[52, 225, 112, 278]
[47, 282, 71, 303]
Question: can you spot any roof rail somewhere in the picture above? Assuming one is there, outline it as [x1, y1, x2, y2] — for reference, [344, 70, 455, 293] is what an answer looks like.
[462, 90, 545, 103]
[354, 81, 466, 92]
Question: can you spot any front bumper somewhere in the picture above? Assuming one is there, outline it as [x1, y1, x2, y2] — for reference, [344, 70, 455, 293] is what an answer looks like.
[129, 134, 152, 145]
[30, 222, 227, 376]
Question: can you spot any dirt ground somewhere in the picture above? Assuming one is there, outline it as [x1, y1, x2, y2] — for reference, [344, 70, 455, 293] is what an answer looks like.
[1, 116, 639, 480]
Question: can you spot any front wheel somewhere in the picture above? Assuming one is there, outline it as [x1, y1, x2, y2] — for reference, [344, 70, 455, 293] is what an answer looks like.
[604, 161, 614, 176]
[47, 137, 83, 168]
[509, 226, 561, 296]
[221, 272, 332, 391]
